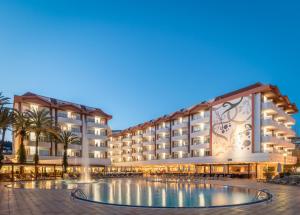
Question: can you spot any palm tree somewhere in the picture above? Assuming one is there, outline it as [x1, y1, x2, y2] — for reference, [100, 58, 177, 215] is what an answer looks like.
[27, 109, 52, 165]
[54, 130, 79, 176]
[14, 111, 31, 164]
[0, 92, 9, 106]
[0, 106, 14, 169]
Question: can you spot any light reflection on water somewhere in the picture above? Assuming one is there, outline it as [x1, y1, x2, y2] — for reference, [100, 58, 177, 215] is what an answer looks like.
[81, 178, 261, 207]
[7, 178, 268, 207]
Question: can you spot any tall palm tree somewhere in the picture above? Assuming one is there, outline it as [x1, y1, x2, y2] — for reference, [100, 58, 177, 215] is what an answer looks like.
[27, 109, 52, 165]
[14, 111, 31, 164]
[54, 130, 79, 175]
[0, 106, 14, 169]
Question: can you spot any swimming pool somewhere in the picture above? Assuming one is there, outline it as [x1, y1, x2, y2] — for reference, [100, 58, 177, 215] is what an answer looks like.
[7, 178, 272, 208]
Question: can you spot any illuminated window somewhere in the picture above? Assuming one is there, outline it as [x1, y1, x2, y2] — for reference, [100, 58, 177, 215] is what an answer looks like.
[95, 140, 100, 146]
[95, 117, 101, 124]
[67, 111, 72, 118]
[95, 128, 101, 135]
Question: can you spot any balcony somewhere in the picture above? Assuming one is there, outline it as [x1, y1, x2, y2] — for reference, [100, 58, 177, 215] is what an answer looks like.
[87, 121, 108, 129]
[58, 116, 82, 126]
[276, 124, 296, 137]
[190, 143, 209, 150]
[142, 141, 155, 146]
[132, 142, 142, 148]
[132, 151, 143, 156]
[109, 140, 122, 145]
[68, 143, 82, 150]
[26, 140, 51, 148]
[132, 134, 143, 140]
[142, 150, 155, 155]
[86, 133, 107, 140]
[109, 148, 122, 154]
[72, 131, 82, 138]
[122, 137, 132, 142]
[143, 131, 155, 137]
[262, 101, 295, 125]
[110, 154, 122, 159]
[262, 136, 295, 149]
[156, 137, 170, 144]
[172, 122, 188, 130]
[89, 144, 107, 152]
[156, 127, 170, 133]
[171, 145, 188, 153]
[275, 109, 295, 125]
[190, 129, 209, 138]
[262, 118, 296, 137]
[122, 145, 131, 150]
[262, 101, 278, 114]
[173, 153, 189, 159]
[191, 114, 210, 125]
[171, 134, 188, 141]
[262, 118, 278, 129]
[122, 153, 132, 158]
[156, 148, 169, 154]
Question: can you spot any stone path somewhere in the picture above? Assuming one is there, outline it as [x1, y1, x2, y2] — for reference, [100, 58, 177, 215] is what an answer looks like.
[1, 179, 300, 215]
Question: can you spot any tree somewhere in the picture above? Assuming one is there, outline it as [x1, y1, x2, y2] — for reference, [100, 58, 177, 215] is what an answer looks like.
[14, 111, 31, 164]
[26, 109, 52, 165]
[0, 92, 9, 106]
[54, 130, 79, 176]
[0, 106, 14, 169]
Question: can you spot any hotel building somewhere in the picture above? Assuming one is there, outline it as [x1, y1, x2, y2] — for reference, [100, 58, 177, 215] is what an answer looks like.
[13, 92, 112, 167]
[108, 83, 298, 178]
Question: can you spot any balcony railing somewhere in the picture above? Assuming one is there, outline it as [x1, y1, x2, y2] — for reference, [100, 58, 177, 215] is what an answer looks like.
[192, 141, 210, 145]
[173, 143, 188, 147]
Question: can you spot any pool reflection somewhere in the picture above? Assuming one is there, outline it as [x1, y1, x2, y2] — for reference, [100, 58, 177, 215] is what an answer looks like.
[7, 178, 268, 207]
[80, 178, 261, 207]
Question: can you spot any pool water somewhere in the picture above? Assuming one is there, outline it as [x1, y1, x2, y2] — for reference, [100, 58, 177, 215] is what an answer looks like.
[78, 178, 270, 207]
[7, 178, 271, 208]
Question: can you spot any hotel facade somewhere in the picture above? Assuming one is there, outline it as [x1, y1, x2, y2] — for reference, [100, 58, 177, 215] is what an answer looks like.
[108, 83, 298, 178]
[13, 92, 112, 167]
[8, 83, 298, 179]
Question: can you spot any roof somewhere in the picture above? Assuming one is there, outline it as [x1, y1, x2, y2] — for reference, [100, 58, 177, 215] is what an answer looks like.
[14, 92, 112, 119]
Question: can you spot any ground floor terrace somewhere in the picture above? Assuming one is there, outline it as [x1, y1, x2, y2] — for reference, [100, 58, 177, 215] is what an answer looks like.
[0, 161, 294, 182]
[1, 178, 300, 215]
[0, 163, 106, 182]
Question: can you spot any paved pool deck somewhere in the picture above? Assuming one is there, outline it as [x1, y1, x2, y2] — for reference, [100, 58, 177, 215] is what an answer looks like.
[1, 179, 299, 215]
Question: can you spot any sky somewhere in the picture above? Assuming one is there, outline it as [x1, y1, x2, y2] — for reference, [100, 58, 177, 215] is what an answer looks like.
[0, 0, 300, 139]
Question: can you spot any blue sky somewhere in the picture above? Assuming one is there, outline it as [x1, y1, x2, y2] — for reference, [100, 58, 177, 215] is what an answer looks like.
[0, 0, 300, 136]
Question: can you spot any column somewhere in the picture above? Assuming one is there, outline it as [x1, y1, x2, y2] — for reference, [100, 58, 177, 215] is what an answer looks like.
[253, 93, 261, 152]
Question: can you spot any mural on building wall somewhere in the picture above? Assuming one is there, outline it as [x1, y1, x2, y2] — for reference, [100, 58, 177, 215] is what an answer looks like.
[212, 95, 252, 157]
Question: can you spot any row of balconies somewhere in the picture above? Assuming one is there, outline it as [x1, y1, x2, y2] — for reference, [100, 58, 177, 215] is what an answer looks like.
[57, 115, 108, 128]
[109, 143, 210, 157]
[261, 135, 295, 149]
[117, 129, 209, 145]
[263, 147, 293, 156]
[262, 101, 295, 125]
[118, 117, 210, 141]
[110, 138, 210, 150]
[261, 118, 295, 137]
[25, 140, 108, 151]
[110, 148, 213, 160]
